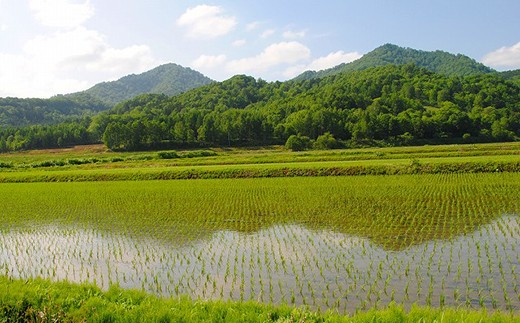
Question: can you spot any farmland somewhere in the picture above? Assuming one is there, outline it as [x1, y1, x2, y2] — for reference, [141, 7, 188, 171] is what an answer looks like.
[1, 159, 519, 316]
[0, 142, 519, 320]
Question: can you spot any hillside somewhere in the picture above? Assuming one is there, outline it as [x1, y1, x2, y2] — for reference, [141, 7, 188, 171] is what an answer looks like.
[67, 63, 214, 106]
[500, 69, 520, 86]
[294, 44, 496, 81]
[0, 94, 109, 128]
[2, 63, 519, 152]
[0, 63, 214, 128]
[75, 64, 520, 151]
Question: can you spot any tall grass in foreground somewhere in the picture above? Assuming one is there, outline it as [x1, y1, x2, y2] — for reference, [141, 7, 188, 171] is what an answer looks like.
[0, 277, 518, 322]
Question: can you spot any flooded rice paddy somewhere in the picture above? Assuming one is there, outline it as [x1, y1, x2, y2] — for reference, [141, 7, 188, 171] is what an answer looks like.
[0, 173, 519, 313]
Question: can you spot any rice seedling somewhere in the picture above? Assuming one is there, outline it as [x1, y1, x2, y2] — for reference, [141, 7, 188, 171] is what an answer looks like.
[0, 172, 518, 313]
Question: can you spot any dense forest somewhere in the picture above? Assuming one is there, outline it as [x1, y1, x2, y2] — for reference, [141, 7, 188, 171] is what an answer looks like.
[294, 44, 495, 81]
[1, 63, 518, 152]
[66, 63, 214, 106]
[0, 94, 108, 128]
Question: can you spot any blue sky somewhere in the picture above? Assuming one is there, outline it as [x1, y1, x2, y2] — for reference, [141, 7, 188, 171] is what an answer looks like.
[0, 0, 519, 98]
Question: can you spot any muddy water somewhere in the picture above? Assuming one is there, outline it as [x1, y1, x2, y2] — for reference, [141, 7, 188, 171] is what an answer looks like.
[0, 214, 518, 313]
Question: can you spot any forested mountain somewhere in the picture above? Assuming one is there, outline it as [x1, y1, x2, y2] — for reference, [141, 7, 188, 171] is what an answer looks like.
[294, 44, 496, 81]
[66, 63, 214, 106]
[0, 63, 213, 129]
[3, 63, 517, 153]
[0, 94, 109, 128]
[501, 69, 520, 87]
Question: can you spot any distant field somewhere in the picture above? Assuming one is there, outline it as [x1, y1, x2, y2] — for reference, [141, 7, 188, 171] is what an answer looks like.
[0, 142, 519, 182]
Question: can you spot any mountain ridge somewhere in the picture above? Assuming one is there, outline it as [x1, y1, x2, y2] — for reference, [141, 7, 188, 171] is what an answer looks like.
[66, 63, 214, 106]
[293, 44, 496, 81]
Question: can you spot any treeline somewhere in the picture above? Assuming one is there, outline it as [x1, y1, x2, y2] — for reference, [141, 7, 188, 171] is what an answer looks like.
[1, 64, 519, 152]
[0, 118, 92, 152]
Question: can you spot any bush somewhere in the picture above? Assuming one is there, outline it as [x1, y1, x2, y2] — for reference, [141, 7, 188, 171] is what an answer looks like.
[313, 132, 339, 150]
[285, 134, 311, 151]
[181, 150, 217, 158]
[157, 151, 180, 159]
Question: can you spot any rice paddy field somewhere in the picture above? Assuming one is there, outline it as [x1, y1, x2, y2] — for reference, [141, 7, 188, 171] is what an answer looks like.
[0, 142, 519, 321]
[1, 161, 519, 317]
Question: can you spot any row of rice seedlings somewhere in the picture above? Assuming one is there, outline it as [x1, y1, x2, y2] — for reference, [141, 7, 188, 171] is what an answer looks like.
[0, 172, 518, 313]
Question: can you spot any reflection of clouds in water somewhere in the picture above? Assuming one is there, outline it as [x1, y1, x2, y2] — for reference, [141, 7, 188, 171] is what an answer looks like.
[0, 214, 519, 313]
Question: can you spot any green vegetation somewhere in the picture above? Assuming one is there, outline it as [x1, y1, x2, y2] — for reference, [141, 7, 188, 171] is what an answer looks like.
[501, 69, 520, 87]
[0, 63, 212, 130]
[0, 142, 519, 182]
[1, 277, 518, 322]
[0, 95, 108, 127]
[1, 47, 519, 152]
[294, 43, 496, 81]
[93, 64, 520, 151]
[0, 172, 518, 313]
[66, 63, 214, 106]
[0, 142, 519, 318]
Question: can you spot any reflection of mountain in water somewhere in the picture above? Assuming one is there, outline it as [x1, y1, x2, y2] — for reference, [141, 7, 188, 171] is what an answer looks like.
[1, 214, 519, 313]
[1, 174, 518, 252]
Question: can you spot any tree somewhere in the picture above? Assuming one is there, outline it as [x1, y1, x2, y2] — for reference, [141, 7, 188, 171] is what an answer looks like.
[285, 134, 311, 151]
[314, 132, 339, 149]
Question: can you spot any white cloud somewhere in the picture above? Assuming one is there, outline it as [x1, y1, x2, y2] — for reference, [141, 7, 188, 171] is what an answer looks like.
[232, 39, 246, 47]
[282, 30, 306, 39]
[227, 41, 311, 74]
[0, 24, 7, 31]
[29, 0, 94, 28]
[307, 50, 362, 71]
[283, 50, 362, 78]
[192, 54, 227, 69]
[482, 42, 520, 69]
[0, 27, 158, 97]
[261, 29, 275, 39]
[246, 21, 261, 31]
[177, 5, 237, 39]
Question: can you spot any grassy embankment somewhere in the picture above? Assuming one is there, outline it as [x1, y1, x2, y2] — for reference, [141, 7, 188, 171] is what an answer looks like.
[1, 277, 519, 322]
[0, 142, 519, 182]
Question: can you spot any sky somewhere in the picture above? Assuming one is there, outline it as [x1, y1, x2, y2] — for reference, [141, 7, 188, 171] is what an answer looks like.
[0, 0, 519, 98]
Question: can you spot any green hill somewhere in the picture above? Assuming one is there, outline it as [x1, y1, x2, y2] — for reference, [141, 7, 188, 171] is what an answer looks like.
[3, 63, 519, 152]
[294, 44, 496, 81]
[0, 64, 214, 128]
[0, 94, 109, 128]
[500, 69, 520, 86]
[92, 64, 519, 151]
[67, 63, 214, 106]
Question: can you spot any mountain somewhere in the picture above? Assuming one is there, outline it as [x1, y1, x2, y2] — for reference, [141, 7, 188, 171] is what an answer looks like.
[0, 94, 109, 128]
[94, 64, 519, 151]
[294, 44, 496, 81]
[500, 69, 520, 86]
[0, 63, 213, 128]
[2, 63, 519, 152]
[67, 63, 214, 106]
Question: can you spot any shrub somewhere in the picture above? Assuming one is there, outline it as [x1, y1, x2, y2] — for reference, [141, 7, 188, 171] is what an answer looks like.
[313, 132, 339, 150]
[157, 151, 180, 159]
[285, 134, 311, 151]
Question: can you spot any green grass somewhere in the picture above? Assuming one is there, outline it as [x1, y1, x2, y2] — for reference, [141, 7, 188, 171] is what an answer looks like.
[0, 153, 519, 183]
[0, 277, 518, 322]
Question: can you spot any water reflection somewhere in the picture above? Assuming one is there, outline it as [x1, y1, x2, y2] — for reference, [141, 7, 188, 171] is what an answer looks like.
[1, 214, 518, 313]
